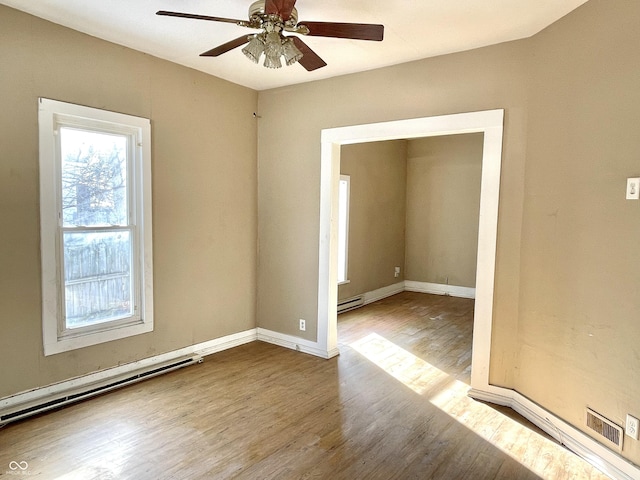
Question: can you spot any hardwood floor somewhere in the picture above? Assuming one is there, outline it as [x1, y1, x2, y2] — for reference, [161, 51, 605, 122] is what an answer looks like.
[0, 292, 611, 479]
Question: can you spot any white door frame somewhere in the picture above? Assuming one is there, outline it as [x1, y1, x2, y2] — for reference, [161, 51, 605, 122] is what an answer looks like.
[317, 109, 504, 392]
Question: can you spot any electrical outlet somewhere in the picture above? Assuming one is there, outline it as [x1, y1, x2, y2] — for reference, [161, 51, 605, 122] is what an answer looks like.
[394, 266, 400, 278]
[626, 414, 639, 440]
[299, 319, 306, 331]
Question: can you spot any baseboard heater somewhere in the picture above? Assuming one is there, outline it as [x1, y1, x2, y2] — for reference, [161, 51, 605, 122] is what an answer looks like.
[0, 354, 201, 425]
[338, 295, 364, 314]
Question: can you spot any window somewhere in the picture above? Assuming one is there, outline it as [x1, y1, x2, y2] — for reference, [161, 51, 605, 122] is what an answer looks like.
[337, 175, 350, 284]
[39, 98, 153, 355]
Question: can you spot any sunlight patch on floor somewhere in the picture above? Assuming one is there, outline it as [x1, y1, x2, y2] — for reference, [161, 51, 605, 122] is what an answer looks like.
[350, 332, 608, 480]
[52, 424, 133, 480]
[350, 331, 451, 395]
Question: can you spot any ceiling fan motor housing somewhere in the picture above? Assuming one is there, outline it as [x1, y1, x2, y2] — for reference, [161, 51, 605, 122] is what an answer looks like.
[248, 1, 299, 28]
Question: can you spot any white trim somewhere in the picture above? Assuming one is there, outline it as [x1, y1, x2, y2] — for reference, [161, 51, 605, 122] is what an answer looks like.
[257, 328, 340, 359]
[338, 281, 473, 315]
[194, 329, 258, 356]
[469, 387, 640, 480]
[363, 282, 406, 305]
[316, 141, 341, 357]
[319, 110, 504, 391]
[404, 280, 476, 299]
[0, 329, 257, 413]
[470, 117, 504, 390]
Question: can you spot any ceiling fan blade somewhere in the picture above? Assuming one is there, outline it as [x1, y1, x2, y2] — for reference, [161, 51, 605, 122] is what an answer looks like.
[291, 37, 327, 71]
[300, 22, 384, 41]
[264, 0, 297, 21]
[156, 10, 244, 25]
[200, 36, 250, 57]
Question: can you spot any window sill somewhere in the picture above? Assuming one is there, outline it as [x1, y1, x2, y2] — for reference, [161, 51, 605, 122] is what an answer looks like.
[44, 320, 153, 356]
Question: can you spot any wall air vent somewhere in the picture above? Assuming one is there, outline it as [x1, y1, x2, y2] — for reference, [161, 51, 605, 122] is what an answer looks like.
[586, 407, 624, 451]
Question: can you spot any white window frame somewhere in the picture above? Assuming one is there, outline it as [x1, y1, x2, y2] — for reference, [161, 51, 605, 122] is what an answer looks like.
[337, 174, 350, 285]
[39, 98, 154, 356]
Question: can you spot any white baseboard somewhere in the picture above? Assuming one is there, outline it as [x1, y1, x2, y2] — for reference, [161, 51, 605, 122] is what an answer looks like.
[404, 280, 476, 299]
[342, 280, 474, 312]
[257, 328, 339, 359]
[469, 387, 640, 480]
[0, 326, 342, 421]
[363, 281, 406, 305]
[0, 329, 257, 414]
[194, 329, 258, 356]
[4, 314, 635, 480]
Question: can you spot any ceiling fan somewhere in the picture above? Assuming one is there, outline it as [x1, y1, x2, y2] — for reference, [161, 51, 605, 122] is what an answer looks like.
[156, 0, 384, 71]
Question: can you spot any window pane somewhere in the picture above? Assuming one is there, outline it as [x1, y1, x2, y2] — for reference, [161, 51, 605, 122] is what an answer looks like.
[63, 230, 133, 328]
[60, 128, 128, 227]
[338, 178, 349, 283]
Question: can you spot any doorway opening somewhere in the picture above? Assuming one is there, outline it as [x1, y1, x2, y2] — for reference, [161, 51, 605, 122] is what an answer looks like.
[317, 110, 504, 392]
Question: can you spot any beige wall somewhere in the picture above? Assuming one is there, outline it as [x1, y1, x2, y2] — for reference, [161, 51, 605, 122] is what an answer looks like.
[257, 0, 640, 465]
[338, 141, 407, 300]
[257, 39, 528, 370]
[517, 0, 640, 462]
[3, 0, 640, 468]
[338, 134, 482, 300]
[405, 134, 483, 288]
[0, 6, 258, 398]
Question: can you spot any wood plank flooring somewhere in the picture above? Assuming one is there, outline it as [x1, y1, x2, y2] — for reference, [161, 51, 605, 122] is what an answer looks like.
[0, 292, 611, 479]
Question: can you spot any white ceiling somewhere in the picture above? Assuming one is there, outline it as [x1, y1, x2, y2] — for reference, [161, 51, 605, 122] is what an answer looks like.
[1, 0, 588, 91]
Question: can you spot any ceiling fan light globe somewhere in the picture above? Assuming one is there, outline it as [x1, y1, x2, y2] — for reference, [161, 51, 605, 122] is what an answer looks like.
[282, 38, 303, 66]
[264, 31, 283, 52]
[263, 31, 284, 68]
[264, 51, 282, 69]
[242, 35, 264, 64]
